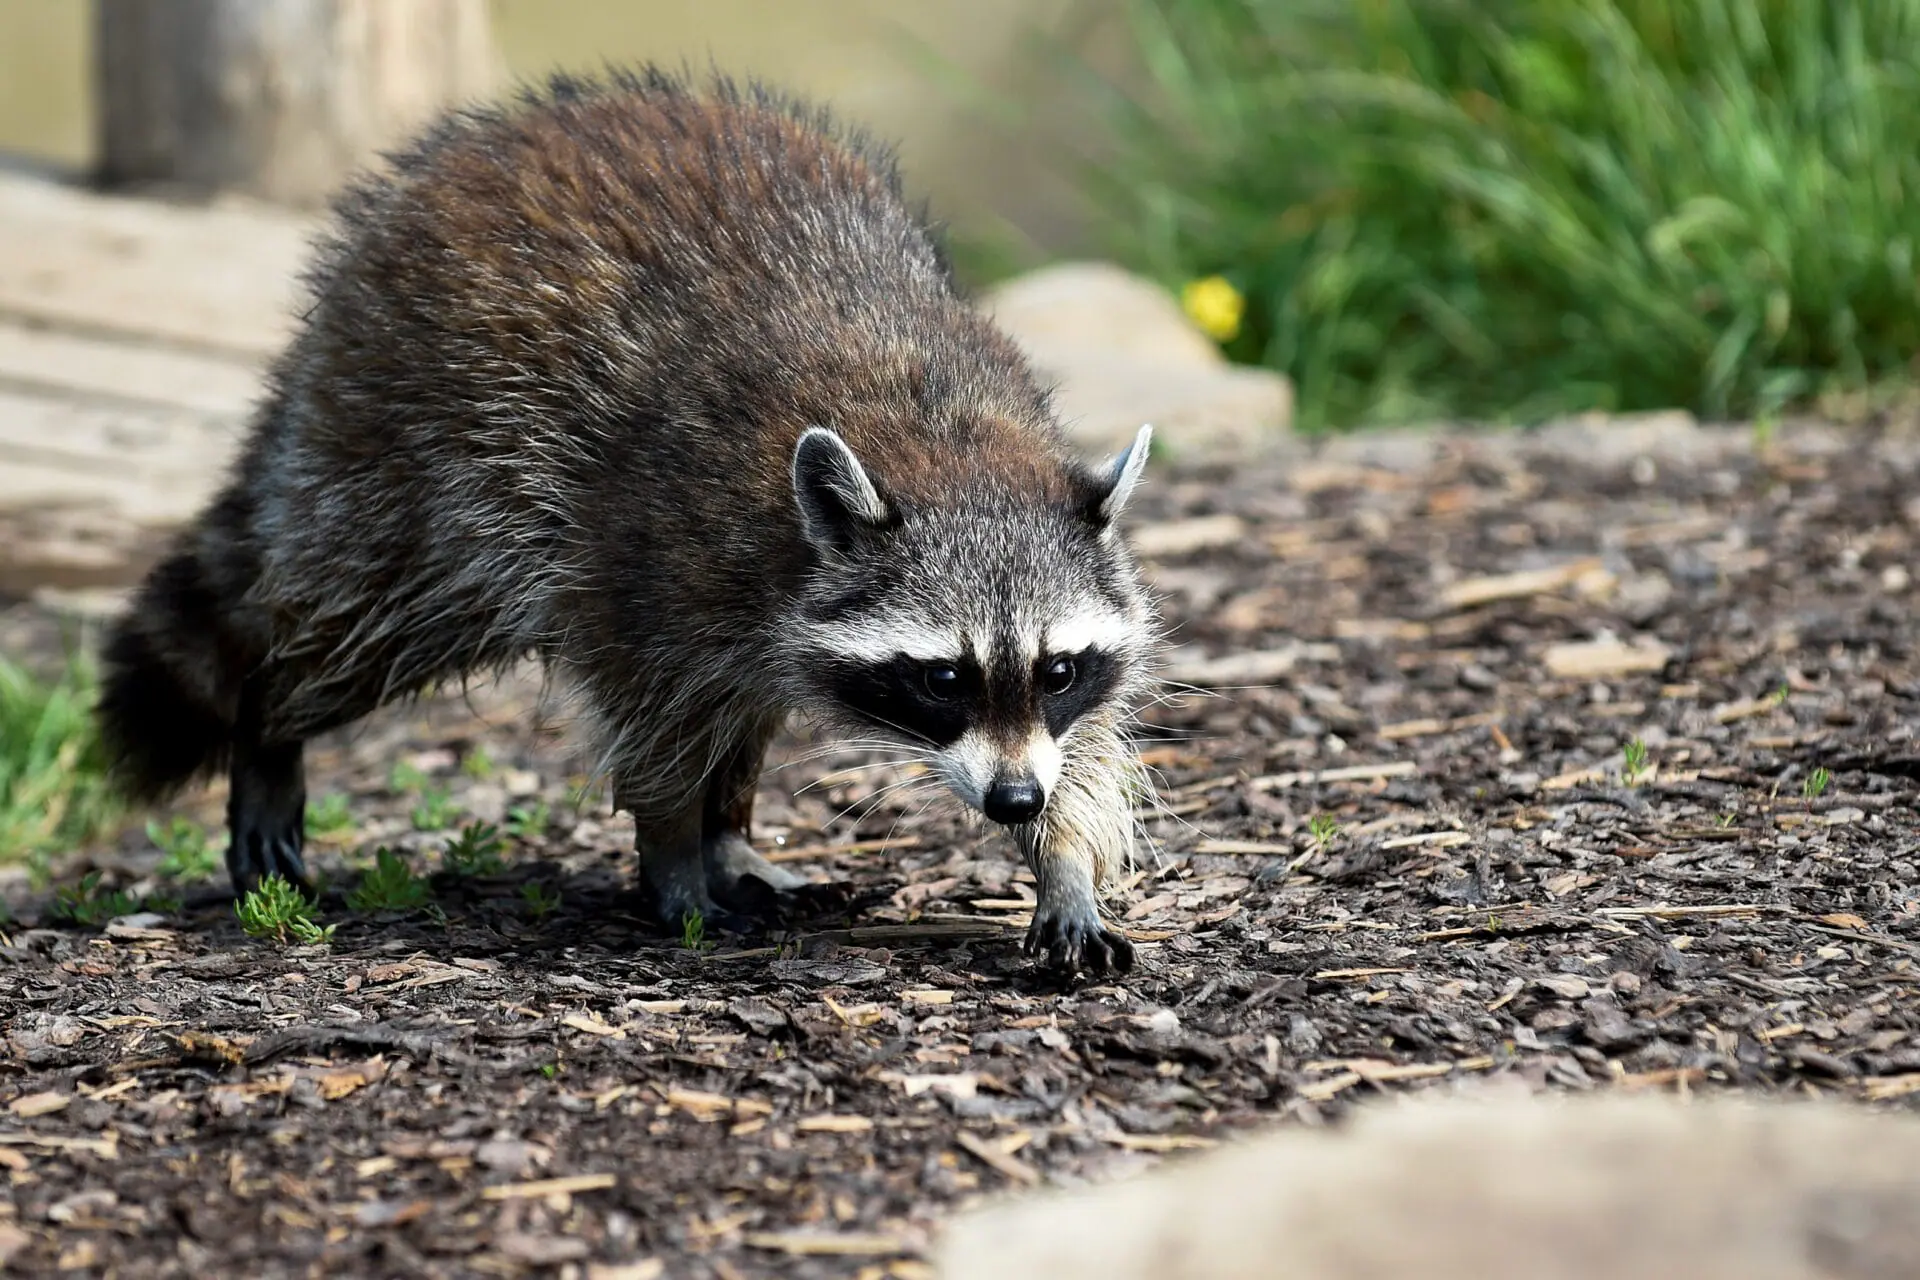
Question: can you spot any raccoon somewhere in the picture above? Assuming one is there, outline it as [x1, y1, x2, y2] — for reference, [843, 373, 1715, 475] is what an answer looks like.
[94, 69, 1162, 974]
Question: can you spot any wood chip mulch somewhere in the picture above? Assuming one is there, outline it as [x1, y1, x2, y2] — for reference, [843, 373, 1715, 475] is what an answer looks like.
[3, 420, 1919, 1277]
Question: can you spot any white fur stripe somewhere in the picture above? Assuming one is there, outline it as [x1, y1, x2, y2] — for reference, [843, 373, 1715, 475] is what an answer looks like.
[800, 616, 965, 664]
[1046, 609, 1136, 657]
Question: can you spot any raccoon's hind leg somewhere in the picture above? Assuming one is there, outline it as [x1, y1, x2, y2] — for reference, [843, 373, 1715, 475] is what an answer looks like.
[226, 736, 309, 895]
[1018, 724, 1140, 976]
[699, 722, 812, 916]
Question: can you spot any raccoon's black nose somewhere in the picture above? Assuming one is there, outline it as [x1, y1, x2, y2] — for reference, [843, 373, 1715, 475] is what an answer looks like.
[984, 777, 1045, 825]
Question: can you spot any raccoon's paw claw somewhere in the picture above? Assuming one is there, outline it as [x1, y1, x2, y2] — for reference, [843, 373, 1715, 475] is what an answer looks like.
[226, 826, 311, 898]
[1025, 913, 1135, 976]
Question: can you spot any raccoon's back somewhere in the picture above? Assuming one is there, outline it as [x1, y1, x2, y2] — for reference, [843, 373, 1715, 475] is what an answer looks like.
[288, 71, 963, 474]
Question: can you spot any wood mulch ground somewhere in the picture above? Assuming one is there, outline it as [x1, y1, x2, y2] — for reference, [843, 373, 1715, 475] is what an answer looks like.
[3, 420, 1919, 1278]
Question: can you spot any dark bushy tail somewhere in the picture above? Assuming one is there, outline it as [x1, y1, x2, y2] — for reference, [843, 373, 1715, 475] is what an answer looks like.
[95, 543, 251, 801]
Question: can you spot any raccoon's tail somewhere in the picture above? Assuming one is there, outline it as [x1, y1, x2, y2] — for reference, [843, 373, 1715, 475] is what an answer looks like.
[95, 520, 262, 802]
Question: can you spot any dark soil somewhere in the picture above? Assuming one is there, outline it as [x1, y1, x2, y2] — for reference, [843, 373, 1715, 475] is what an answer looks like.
[4, 420, 1920, 1278]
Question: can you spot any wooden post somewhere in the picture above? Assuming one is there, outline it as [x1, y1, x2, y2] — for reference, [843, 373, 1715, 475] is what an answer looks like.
[94, 0, 497, 207]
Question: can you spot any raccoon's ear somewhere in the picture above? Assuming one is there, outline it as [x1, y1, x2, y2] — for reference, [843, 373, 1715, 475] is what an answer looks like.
[793, 427, 892, 555]
[1083, 424, 1153, 530]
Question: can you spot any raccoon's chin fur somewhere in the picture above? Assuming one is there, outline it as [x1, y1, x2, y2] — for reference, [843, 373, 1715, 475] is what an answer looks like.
[1014, 719, 1145, 891]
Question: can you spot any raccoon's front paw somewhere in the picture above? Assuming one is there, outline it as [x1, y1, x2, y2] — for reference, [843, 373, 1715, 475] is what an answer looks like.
[1025, 908, 1135, 976]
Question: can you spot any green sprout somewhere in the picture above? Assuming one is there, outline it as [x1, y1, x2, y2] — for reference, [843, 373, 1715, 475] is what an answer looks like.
[1307, 813, 1340, 851]
[1622, 738, 1652, 786]
[681, 908, 710, 952]
[236, 874, 334, 945]
[305, 793, 355, 839]
[520, 881, 562, 920]
[443, 821, 505, 876]
[148, 816, 221, 882]
[505, 801, 551, 840]
[346, 847, 431, 912]
[461, 746, 494, 780]
[51, 871, 141, 926]
[1802, 767, 1832, 800]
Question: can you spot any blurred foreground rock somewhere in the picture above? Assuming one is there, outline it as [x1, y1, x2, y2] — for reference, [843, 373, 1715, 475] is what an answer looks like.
[938, 1092, 1920, 1280]
[980, 261, 1294, 460]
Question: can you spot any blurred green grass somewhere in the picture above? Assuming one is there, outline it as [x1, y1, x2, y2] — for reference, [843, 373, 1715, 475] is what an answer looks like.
[0, 650, 119, 867]
[1084, 0, 1920, 429]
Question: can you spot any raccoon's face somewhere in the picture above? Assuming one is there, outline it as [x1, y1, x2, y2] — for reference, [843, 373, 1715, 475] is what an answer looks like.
[781, 425, 1157, 826]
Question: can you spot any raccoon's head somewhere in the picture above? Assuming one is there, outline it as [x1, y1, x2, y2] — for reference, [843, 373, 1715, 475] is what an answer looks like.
[780, 424, 1158, 826]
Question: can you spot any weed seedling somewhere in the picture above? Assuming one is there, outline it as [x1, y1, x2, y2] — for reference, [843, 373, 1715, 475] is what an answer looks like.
[443, 821, 505, 876]
[505, 801, 551, 840]
[51, 871, 140, 926]
[1622, 738, 1652, 786]
[1802, 767, 1832, 801]
[1307, 813, 1340, 851]
[147, 816, 221, 882]
[236, 874, 334, 945]
[410, 787, 456, 832]
[681, 908, 710, 952]
[346, 847, 431, 912]
[305, 793, 354, 839]
[461, 746, 494, 780]
[520, 881, 562, 920]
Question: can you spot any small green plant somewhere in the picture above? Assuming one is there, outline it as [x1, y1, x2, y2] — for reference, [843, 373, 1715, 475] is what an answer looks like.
[461, 746, 494, 780]
[1802, 767, 1833, 801]
[147, 816, 221, 882]
[1718, 812, 1737, 829]
[1622, 738, 1652, 786]
[50, 871, 141, 926]
[346, 847, 431, 912]
[443, 821, 505, 876]
[537, 1061, 561, 1079]
[520, 881, 562, 920]
[304, 793, 354, 839]
[681, 908, 709, 952]
[390, 760, 429, 793]
[1307, 813, 1340, 851]
[505, 800, 551, 840]
[235, 874, 335, 945]
[409, 786, 456, 832]
[1770, 682, 1791, 708]
[1, 653, 121, 866]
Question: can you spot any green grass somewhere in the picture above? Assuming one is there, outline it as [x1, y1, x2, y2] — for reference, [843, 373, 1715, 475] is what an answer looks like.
[1086, 0, 1920, 429]
[0, 652, 120, 867]
[305, 793, 355, 839]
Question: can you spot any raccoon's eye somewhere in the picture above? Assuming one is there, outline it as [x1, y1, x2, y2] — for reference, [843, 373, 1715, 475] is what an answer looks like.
[1040, 655, 1077, 696]
[922, 664, 961, 701]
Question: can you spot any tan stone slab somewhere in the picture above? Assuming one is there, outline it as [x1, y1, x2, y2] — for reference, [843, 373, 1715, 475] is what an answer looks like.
[939, 1092, 1920, 1280]
[0, 170, 316, 357]
[0, 318, 266, 416]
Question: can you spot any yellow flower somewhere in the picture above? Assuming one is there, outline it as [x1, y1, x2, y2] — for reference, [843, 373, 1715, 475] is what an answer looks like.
[1181, 274, 1245, 343]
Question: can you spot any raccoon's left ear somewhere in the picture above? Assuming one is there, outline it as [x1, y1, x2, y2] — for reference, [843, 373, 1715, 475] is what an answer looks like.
[793, 427, 893, 556]
[1082, 424, 1153, 530]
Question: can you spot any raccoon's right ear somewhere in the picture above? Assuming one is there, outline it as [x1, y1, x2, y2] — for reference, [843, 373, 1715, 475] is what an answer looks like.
[792, 427, 893, 555]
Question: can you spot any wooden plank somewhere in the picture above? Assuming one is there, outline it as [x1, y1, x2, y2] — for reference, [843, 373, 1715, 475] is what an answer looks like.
[0, 170, 315, 357]
[0, 390, 236, 525]
[0, 318, 265, 416]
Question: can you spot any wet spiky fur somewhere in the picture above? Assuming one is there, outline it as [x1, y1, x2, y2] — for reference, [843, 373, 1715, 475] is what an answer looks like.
[95, 68, 1161, 972]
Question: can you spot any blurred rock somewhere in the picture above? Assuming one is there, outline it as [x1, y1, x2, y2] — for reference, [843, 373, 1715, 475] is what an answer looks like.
[979, 261, 1293, 461]
[938, 1092, 1920, 1280]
